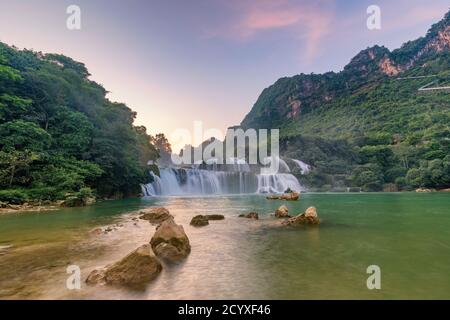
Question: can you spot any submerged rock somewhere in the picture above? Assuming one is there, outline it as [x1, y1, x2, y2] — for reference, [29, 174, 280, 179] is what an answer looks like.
[89, 227, 103, 236]
[150, 218, 191, 263]
[139, 207, 173, 224]
[205, 214, 225, 220]
[282, 207, 320, 226]
[86, 244, 162, 286]
[275, 205, 289, 218]
[190, 214, 225, 227]
[190, 215, 209, 227]
[239, 212, 259, 220]
[0, 244, 13, 256]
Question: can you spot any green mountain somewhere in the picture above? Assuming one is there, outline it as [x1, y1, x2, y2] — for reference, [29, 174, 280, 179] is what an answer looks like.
[241, 11, 450, 191]
[0, 44, 158, 204]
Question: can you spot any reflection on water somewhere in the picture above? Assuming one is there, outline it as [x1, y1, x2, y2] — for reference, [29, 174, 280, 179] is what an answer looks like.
[0, 193, 449, 299]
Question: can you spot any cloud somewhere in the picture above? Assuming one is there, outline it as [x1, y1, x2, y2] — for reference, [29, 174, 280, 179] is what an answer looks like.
[206, 0, 335, 61]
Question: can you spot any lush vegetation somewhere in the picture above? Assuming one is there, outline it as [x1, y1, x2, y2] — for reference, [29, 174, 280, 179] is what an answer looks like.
[242, 11, 450, 191]
[0, 43, 159, 205]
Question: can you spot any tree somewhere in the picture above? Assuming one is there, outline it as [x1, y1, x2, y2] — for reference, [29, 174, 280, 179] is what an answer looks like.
[150, 133, 172, 166]
[0, 150, 39, 188]
[0, 120, 51, 152]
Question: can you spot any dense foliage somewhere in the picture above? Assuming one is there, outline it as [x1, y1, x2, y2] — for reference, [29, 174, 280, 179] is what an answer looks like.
[0, 43, 158, 204]
[242, 12, 450, 191]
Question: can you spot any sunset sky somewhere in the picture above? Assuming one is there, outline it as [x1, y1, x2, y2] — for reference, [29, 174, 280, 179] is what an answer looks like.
[0, 0, 449, 150]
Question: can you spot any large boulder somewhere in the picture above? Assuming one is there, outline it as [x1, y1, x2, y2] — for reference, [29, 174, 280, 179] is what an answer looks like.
[282, 207, 320, 226]
[139, 207, 172, 224]
[239, 212, 259, 219]
[150, 218, 191, 263]
[86, 244, 162, 286]
[190, 215, 209, 227]
[275, 205, 289, 218]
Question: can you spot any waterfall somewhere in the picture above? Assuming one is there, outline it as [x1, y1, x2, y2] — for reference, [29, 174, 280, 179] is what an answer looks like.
[291, 159, 311, 174]
[142, 168, 303, 196]
[141, 157, 311, 196]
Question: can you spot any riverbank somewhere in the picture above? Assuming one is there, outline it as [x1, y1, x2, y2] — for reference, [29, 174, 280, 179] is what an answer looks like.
[0, 202, 61, 215]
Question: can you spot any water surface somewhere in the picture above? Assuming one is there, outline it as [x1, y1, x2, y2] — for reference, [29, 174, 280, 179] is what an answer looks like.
[0, 193, 449, 299]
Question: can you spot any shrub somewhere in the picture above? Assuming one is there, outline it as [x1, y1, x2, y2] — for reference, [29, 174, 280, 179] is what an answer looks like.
[0, 189, 28, 204]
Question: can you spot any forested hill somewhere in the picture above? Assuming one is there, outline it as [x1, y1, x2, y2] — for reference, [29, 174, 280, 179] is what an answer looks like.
[0, 43, 158, 205]
[241, 10, 450, 191]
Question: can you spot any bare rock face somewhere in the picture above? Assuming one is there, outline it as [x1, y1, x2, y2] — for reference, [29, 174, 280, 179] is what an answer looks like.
[190, 215, 209, 227]
[239, 212, 259, 219]
[86, 244, 162, 286]
[275, 205, 289, 218]
[283, 207, 320, 226]
[139, 207, 172, 224]
[150, 218, 191, 263]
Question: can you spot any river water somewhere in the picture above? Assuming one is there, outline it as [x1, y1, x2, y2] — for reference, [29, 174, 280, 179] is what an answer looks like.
[0, 193, 449, 299]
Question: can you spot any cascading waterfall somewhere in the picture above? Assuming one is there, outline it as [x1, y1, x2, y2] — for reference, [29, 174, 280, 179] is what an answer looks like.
[291, 159, 311, 174]
[141, 158, 310, 196]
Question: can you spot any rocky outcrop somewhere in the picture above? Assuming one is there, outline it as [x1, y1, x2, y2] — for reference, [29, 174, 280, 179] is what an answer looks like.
[266, 192, 300, 201]
[150, 218, 191, 263]
[280, 192, 300, 201]
[139, 207, 172, 224]
[86, 244, 162, 286]
[282, 206, 320, 226]
[416, 188, 434, 193]
[275, 205, 289, 218]
[239, 212, 259, 219]
[190, 215, 209, 227]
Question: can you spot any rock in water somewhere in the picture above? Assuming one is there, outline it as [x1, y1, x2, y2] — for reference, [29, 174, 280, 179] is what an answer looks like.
[86, 244, 162, 286]
[283, 207, 320, 226]
[275, 205, 289, 218]
[190, 215, 209, 227]
[150, 218, 191, 262]
[205, 214, 225, 220]
[304, 206, 317, 218]
[139, 207, 172, 224]
[239, 212, 259, 219]
[279, 192, 300, 201]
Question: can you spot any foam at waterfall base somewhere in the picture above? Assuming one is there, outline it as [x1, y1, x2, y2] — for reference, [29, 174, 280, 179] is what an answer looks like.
[142, 168, 303, 196]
